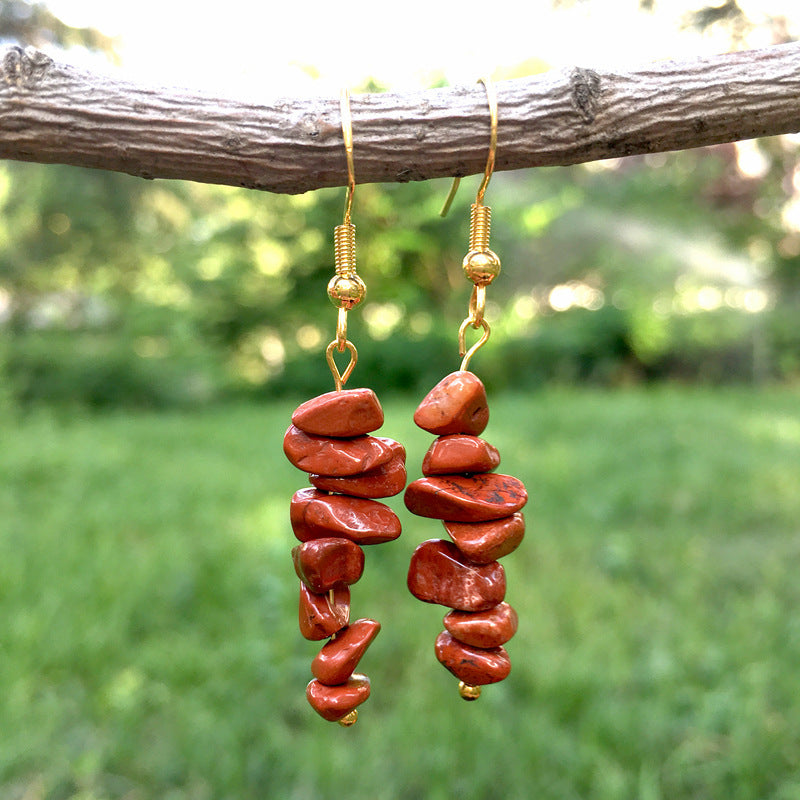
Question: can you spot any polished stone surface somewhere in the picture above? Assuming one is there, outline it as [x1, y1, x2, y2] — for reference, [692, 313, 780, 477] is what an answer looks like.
[291, 388, 384, 437]
[283, 426, 394, 476]
[404, 474, 527, 522]
[310, 454, 407, 498]
[311, 618, 381, 685]
[306, 673, 371, 722]
[443, 601, 518, 648]
[298, 583, 350, 641]
[434, 631, 511, 685]
[422, 434, 500, 476]
[443, 512, 525, 563]
[292, 537, 365, 593]
[412, 371, 489, 436]
[407, 539, 505, 611]
[290, 488, 402, 545]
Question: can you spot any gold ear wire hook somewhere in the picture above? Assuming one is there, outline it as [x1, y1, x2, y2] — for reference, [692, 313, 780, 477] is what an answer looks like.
[475, 76, 497, 206]
[325, 87, 365, 389]
[448, 77, 501, 371]
[341, 87, 356, 225]
[440, 76, 498, 217]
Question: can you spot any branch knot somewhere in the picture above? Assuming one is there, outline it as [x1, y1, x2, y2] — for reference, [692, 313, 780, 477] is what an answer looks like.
[2, 46, 53, 89]
[570, 67, 601, 124]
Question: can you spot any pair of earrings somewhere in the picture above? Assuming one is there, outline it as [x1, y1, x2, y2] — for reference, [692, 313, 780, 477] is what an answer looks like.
[284, 81, 527, 726]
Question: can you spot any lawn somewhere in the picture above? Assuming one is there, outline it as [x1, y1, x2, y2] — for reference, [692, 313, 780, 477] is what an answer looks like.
[2, 386, 800, 800]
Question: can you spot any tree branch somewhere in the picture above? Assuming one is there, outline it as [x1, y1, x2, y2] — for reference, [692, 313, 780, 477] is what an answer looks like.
[2, 42, 800, 194]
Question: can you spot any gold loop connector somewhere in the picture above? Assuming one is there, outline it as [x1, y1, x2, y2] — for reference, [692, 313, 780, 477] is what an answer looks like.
[458, 316, 491, 372]
[326, 339, 358, 391]
[335, 307, 348, 350]
[468, 285, 486, 327]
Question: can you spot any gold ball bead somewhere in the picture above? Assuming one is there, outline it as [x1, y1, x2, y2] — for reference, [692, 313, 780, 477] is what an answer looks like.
[462, 249, 501, 286]
[458, 681, 482, 701]
[338, 709, 358, 727]
[327, 275, 366, 309]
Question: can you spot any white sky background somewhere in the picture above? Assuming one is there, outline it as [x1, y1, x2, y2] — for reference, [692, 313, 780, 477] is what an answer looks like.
[37, 0, 796, 97]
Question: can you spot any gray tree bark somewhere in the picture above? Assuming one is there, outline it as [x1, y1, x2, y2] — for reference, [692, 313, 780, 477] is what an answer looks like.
[2, 42, 800, 194]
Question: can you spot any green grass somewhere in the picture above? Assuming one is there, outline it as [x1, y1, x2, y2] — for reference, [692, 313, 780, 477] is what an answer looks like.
[2, 386, 800, 800]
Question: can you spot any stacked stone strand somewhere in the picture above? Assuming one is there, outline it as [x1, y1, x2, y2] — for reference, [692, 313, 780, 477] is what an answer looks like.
[404, 371, 527, 699]
[284, 387, 406, 725]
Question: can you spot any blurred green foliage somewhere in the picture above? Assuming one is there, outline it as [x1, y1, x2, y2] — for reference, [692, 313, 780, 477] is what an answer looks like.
[0, 0, 117, 53]
[2, 145, 799, 407]
[2, 2, 800, 408]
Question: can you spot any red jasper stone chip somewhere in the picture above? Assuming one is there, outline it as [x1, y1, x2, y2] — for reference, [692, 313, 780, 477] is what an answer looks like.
[407, 539, 505, 612]
[311, 455, 407, 499]
[292, 537, 365, 593]
[298, 583, 350, 641]
[443, 601, 518, 649]
[443, 513, 526, 564]
[434, 631, 511, 685]
[311, 618, 381, 686]
[306, 673, 371, 722]
[290, 488, 402, 545]
[413, 371, 489, 436]
[404, 474, 527, 523]
[291, 388, 384, 437]
[283, 426, 394, 476]
[422, 434, 500, 476]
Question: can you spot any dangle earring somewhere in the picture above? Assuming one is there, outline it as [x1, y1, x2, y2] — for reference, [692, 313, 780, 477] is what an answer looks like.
[284, 89, 406, 726]
[404, 78, 527, 701]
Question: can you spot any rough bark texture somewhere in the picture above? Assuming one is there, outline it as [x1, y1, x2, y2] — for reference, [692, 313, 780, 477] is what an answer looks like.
[2, 42, 800, 194]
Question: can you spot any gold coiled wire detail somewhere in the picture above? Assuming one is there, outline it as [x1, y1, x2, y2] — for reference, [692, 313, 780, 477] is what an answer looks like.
[468, 203, 492, 252]
[334, 223, 357, 277]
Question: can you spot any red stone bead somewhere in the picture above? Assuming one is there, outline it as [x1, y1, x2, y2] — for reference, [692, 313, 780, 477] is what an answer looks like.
[443, 602, 518, 648]
[407, 539, 505, 611]
[311, 618, 381, 685]
[443, 513, 525, 563]
[290, 488, 402, 545]
[306, 673, 371, 722]
[311, 454, 407, 499]
[412, 371, 489, 436]
[292, 538, 365, 593]
[384, 439, 406, 460]
[291, 388, 384, 437]
[434, 631, 511, 685]
[422, 434, 500, 476]
[283, 426, 394, 476]
[298, 583, 350, 641]
[404, 474, 527, 522]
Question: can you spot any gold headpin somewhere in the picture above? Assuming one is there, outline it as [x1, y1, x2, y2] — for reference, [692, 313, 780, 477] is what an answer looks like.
[325, 87, 366, 391]
[441, 77, 500, 372]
